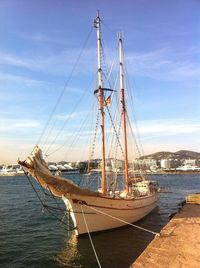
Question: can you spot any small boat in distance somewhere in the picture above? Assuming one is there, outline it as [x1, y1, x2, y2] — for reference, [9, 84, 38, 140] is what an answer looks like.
[48, 162, 80, 175]
[0, 164, 24, 176]
[19, 12, 159, 236]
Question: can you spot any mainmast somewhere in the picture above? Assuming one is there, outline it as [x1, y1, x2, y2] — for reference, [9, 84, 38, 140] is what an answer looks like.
[94, 11, 106, 194]
[119, 33, 129, 193]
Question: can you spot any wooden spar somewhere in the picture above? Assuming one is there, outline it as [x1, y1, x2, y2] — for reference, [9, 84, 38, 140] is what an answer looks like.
[119, 33, 129, 193]
[95, 11, 106, 194]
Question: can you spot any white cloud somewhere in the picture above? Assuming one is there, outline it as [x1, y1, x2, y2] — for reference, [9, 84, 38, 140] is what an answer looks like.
[1, 117, 200, 164]
[1, 44, 199, 85]
[126, 47, 200, 82]
[0, 48, 96, 75]
[20, 32, 71, 45]
[54, 108, 92, 121]
[0, 72, 49, 87]
[137, 118, 200, 138]
[22, 32, 53, 43]
[0, 118, 40, 131]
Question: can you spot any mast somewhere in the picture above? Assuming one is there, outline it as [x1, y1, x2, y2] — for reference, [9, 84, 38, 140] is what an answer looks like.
[95, 11, 106, 194]
[119, 33, 129, 193]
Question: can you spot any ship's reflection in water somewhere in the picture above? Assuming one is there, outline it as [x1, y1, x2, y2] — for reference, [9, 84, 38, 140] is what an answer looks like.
[55, 232, 81, 267]
[55, 230, 104, 268]
[1, 175, 200, 268]
[54, 218, 157, 268]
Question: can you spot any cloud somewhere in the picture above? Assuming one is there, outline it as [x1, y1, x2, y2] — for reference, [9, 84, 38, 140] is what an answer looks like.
[0, 48, 96, 75]
[20, 32, 70, 45]
[129, 118, 200, 155]
[137, 118, 200, 138]
[1, 116, 199, 164]
[125, 47, 200, 82]
[22, 32, 53, 43]
[54, 113, 82, 121]
[0, 72, 49, 87]
[1, 43, 199, 86]
[0, 51, 35, 69]
[0, 139, 38, 164]
[54, 108, 92, 121]
[0, 118, 40, 132]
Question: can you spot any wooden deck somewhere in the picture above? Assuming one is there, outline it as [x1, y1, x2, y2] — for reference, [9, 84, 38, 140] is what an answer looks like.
[131, 195, 200, 268]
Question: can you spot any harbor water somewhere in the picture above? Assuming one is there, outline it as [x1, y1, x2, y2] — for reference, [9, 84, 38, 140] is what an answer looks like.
[1, 174, 200, 268]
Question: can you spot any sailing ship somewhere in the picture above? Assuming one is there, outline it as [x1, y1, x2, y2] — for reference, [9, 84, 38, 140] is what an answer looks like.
[19, 12, 159, 236]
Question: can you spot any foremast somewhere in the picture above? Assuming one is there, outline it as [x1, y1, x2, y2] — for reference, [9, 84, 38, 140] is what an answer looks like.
[94, 14, 129, 195]
[119, 33, 129, 193]
[94, 11, 107, 195]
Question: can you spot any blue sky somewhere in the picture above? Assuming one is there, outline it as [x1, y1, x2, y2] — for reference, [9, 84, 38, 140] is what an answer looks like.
[0, 0, 199, 163]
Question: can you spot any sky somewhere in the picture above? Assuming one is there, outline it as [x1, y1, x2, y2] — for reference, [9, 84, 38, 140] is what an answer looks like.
[0, 0, 200, 164]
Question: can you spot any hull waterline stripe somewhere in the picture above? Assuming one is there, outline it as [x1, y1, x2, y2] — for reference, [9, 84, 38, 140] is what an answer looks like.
[72, 197, 158, 211]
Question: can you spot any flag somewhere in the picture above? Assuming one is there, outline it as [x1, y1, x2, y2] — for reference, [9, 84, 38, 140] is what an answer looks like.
[105, 95, 111, 107]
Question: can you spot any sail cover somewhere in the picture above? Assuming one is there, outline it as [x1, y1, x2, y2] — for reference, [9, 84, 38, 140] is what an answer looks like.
[19, 146, 101, 198]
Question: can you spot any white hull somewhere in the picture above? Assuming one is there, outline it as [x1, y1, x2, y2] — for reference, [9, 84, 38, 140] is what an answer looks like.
[63, 192, 159, 235]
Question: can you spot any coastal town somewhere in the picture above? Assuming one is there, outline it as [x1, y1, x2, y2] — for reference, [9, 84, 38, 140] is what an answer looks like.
[1, 150, 200, 176]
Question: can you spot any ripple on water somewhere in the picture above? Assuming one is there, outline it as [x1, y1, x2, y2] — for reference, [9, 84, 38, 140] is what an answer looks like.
[1, 174, 200, 268]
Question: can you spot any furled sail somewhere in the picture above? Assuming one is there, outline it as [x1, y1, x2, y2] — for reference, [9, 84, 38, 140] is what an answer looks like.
[19, 146, 101, 198]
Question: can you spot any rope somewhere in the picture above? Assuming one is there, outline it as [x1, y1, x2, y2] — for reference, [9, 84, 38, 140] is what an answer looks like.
[106, 104, 125, 158]
[124, 60, 145, 158]
[37, 26, 94, 148]
[23, 171, 74, 231]
[46, 98, 94, 157]
[81, 205, 102, 268]
[47, 185, 62, 210]
[101, 20, 117, 37]
[45, 77, 95, 156]
[88, 111, 100, 163]
[126, 114, 148, 178]
[24, 170, 45, 206]
[84, 204, 159, 236]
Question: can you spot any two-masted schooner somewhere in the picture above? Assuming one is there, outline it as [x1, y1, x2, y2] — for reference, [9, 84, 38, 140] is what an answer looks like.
[19, 12, 159, 236]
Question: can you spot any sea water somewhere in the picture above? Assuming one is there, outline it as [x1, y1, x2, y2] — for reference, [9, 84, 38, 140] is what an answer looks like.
[1, 174, 200, 268]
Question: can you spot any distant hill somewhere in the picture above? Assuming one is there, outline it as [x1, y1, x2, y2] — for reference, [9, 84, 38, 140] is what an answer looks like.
[139, 150, 200, 160]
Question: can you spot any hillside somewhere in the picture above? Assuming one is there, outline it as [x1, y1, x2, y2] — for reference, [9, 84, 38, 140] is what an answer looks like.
[139, 150, 200, 160]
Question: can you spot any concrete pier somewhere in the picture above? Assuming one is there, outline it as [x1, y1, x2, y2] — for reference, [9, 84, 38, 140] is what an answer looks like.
[131, 194, 200, 268]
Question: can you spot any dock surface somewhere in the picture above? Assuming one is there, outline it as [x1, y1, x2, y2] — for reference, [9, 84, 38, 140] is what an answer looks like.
[131, 198, 200, 268]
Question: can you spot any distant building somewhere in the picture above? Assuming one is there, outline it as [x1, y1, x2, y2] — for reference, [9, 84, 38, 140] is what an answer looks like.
[160, 159, 171, 169]
[184, 159, 196, 166]
[132, 159, 159, 171]
[196, 159, 200, 167]
[110, 159, 123, 170]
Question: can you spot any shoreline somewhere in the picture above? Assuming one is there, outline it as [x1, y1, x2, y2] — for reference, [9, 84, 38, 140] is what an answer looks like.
[1, 171, 200, 177]
[147, 170, 200, 175]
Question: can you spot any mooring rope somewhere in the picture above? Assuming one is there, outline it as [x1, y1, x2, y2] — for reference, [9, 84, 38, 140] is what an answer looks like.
[81, 205, 102, 268]
[84, 204, 159, 236]
[23, 171, 75, 231]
